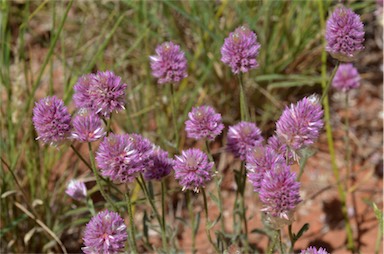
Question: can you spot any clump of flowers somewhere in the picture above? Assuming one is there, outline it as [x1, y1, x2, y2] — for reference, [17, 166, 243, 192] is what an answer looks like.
[174, 148, 214, 192]
[300, 246, 330, 254]
[325, 6, 365, 62]
[246, 146, 285, 192]
[150, 41, 188, 85]
[65, 179, 87, 201]
[221, 25, 261, 74]
[144, 147, 174, 181]
[275, 95, 324, 159]
[259, 164, 301, 229]
[82, 210, 127, 254]
[73, 71, 127, 118]
[32, 96, 72, 145]
[332, 63, 361, 92]
[227, 121, 263, 160]
[185, 105, 224, 141]
[71, 110, 106, 143]
[96, 133, 154, 183]
[267, 135, 294, 164]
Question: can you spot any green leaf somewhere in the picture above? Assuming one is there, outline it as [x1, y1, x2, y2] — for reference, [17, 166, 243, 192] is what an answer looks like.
[295, 223, 310, 240]
[193, 212, 201, 236]
[207, 213, 221, 230]
[208, 191, 219, 206]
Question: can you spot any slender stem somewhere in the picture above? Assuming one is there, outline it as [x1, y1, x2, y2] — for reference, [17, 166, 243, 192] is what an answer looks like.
[137, 175, 167, 251]
[267, 230, 279, 254]
[278, 230, 284, 254]
[106, 113, 113, 136]
[239, 162, 249, 251]
[288, 224, 294, 253]
[345, 93, 351, 189]
[320, 61, 340, 103]
[202, 188, 220, 253]
[317, 0, 355, 250]
[170, 83, 179, 150]
[186, 191, 196, 254]
[70, 144, 92, 170]
[86, 196, 96, 216]
[161, 179, 167, 244]
[125, 189, 138, 254]
[87, 142, 117, 211]
[204, 141, 225, 233]
[238, 73, 249, 121]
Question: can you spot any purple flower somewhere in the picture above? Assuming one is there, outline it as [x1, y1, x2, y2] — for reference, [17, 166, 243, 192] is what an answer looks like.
[275, 95, 324, 157]
[246, 146, 285, 192]
[65, 179, 87, 201]
[150, 41, 188, 85]
[32, 96, 71, 145]
[259, 165, 301, 229]
[96, 133, 154, 183]
[221, 25, 261, 74]
[174, 149, 214, 192]
[71, 110, 106, 142]
[227, 121, 263, 160]
[332, 63, 361, 92]
[267, 135, 294, 164]
[73, 71, 127, 118]
[326, 6, 365, 62]
[143, 147, 174, 181]
[300, 247, 330, 254]
[82, 210, 127, 254]
[185, 105, 224, 141]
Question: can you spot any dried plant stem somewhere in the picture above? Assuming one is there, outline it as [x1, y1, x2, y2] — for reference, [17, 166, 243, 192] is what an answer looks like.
[202, 188, 220, 253]
[125, 189, 138, 254]
[87, 142, 117, 211]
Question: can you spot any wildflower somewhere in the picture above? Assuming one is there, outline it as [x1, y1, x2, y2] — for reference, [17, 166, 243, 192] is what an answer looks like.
[246, 146, 285, 192]
[150, 41, 188, 85]
[72, 110, 106, 143]
[144, 147, 174, 181]
[227, 121, 263, 160]
[300, 246, 330, 254]
[332, 63, 361, 92]
[326, 6, 365, 62]
[32, 96, 71, 145]
[221, 25, 261, 74]
[259, 164, 301, 229]
[73, 71, 127, 118]
[174, 149, 214, 192]
[96, 133, 154, 183]
[275, 95, 324, 158]
[82, 210, 127, 254]
[185, 105, 224, 141]
[267, 135, 294, 164]
[65, 179, 87, 201]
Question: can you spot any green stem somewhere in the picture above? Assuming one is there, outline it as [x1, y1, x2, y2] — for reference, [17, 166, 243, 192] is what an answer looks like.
[278, 230, 284, 254]
[187, 191, 196, 254]
[317, 0, 355, 251]
[267, 230, 279, 254]
[170, 83, 179, 150]
[70, 144, 92, 170]
[204, 141, 225, 233]
[288, 224, 294, 253]
[107, 113, 113, 136]
[161, 179, 167, 244]
[125, 189, 138, 254]
[202, 188, 220, 253]
[345, 93, 351, 189]
[86, 196, 96, 216]
[320, 61, 340, 103]
[137, 175, 167, 251]
[238, 73, 249, 121]
[87, 142, 117, 211]
[239, 162, 249, 251]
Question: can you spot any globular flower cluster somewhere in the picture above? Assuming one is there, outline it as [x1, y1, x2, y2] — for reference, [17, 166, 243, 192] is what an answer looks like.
[185, 105, 224, 141]
[267, 135, 294, 164]
[221, 25, 261, 74]
[275, 95, 324, 157]
[174, 149, 214, 192]
[96, 133, 154, 183]
[332, 63, 361, 92]
[143, 147, 174, 181]
[259, 164, 301, 228]
[65, 179, 87, 201]
[71, 110, 106, 143]
[73, 71, 127, 118]
[82, 210, 127, 254]
[32, 96, 72, 145]
[227, 121, 263, 160]
[300, 246, 330, 254]
[150, 41, 188, 85]
[326, 6, 365, 61]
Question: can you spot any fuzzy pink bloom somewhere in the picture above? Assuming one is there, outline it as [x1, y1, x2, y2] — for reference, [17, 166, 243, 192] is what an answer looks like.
[332, 63, 360, 92]
[300, 246, 330, 254]
[65, 179, 87, 201]
[71, 110, 105, 142]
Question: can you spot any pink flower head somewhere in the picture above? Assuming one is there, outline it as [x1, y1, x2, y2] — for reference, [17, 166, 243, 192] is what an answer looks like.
[174, 149, 214, 193]
[150, 41, 188, 85]
[300, 247, 330, 254]
[143, 147, 174, 181]
[326, 6, 365, 62]
[275, 95, 324, 157]
[221, 25, 261, 74]
[73, 71, 127, 118]
[185, 105, 224, 141]
[332, 63, 360, 92]
[227, 121, 263, 160]
[267, 135, 294, 164]
[32, 96, 71, 146]
[82, 210, 127, 254]
[65, 179, 87, 201]
[71, 110, 106, 143]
